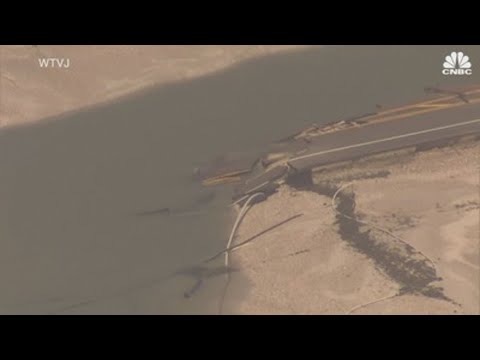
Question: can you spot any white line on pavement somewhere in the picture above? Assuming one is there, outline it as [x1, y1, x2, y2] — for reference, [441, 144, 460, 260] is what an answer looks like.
[289, 118, 480, 163]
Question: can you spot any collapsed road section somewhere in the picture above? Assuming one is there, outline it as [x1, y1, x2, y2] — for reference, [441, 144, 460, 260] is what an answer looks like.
[196, 85, 480, 201]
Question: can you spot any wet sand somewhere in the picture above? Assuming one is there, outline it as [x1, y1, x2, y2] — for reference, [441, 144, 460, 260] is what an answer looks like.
[224, 141, 478, 314]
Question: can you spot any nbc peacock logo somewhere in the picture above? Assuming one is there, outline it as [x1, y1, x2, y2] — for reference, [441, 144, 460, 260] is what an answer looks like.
[442, 51, 472, 75]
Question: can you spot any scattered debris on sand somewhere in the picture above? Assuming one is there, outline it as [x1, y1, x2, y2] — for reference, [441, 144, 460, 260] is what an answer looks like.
[222, 140, 478, 314]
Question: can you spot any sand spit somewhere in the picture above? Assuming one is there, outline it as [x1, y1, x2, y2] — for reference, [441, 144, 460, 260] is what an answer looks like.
[223, 141, 478, 314]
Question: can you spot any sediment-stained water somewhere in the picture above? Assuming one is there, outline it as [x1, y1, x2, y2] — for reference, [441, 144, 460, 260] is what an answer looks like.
[1, 45, 479, 314]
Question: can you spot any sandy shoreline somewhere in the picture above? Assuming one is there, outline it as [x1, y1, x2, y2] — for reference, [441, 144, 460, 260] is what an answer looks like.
[2, 45, 478, 314]
[0, 45, 312, 128]
[223, 141, 479, 314]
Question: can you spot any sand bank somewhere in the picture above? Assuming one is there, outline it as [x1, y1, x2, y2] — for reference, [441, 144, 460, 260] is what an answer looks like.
[0, 45, 311, 128]
[223, 141, 478, 314]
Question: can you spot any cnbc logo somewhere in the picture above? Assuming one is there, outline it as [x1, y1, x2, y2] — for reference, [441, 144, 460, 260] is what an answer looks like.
[442, 51, 472, 75]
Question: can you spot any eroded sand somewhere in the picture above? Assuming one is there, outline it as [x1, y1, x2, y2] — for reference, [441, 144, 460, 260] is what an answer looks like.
[0, 45, 311, 128]
[224, 141, 479, 314]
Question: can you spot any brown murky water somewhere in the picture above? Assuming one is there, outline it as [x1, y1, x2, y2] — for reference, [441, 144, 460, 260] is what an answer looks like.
[1, 45, 479, 314]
